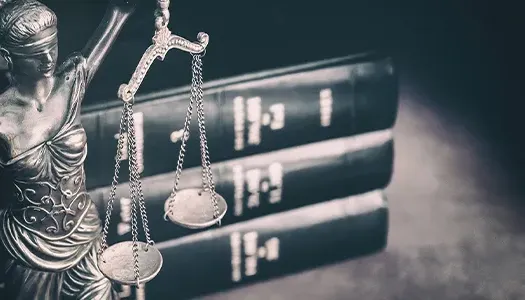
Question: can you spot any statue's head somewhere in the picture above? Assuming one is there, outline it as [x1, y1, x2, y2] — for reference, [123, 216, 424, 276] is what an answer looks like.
[0, 0, 58, 79]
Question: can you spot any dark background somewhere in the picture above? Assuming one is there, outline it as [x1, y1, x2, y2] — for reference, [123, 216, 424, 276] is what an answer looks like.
[41, 1, 520, 104]
[40, 0, 523, 170]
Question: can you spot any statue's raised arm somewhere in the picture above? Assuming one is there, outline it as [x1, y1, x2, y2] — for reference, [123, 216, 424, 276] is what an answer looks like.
[82, 0, 139, 85]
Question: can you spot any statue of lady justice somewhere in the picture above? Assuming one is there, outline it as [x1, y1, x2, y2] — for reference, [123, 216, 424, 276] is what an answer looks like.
[0, 0, 139, 298]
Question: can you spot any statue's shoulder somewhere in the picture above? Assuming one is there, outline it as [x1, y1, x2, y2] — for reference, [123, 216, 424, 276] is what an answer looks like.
[56, 52, 87, 78]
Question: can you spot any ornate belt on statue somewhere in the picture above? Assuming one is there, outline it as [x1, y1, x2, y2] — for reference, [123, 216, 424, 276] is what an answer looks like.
[8, 167, 91, 240]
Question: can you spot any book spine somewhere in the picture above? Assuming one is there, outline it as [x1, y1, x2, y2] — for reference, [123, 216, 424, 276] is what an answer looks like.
[82, 56, 397, 189]
[91, 130, 393, 244]
[119, 190, 388, 300]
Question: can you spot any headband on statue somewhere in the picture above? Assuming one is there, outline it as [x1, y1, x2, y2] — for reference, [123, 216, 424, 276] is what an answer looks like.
[0, 0, 56, 54]
[6, 30, 57, 56]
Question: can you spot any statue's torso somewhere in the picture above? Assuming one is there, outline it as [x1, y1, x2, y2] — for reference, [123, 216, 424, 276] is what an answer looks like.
[0, 54, 92, 241]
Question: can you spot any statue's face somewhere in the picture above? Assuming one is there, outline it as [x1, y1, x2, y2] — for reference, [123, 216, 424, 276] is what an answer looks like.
[10, 26, 58, 79]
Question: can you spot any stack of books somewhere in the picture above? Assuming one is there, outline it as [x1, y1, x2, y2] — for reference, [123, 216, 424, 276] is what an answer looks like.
[86, 51, 398, 299]
[1, 52, 399, 299]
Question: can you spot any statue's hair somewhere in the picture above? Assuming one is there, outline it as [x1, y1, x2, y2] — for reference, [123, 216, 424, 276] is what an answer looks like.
[0, 0, 57, 48]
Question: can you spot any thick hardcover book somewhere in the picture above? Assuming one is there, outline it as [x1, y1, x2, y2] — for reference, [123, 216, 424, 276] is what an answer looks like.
[81, 52, 398, 189]
[91, 129, 393, 244]
[117, 190, 388, 300]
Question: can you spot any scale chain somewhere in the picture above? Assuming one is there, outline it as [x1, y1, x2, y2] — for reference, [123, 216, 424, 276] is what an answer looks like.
[194, 54, 210, 190]
[98, 0, 211, 287]
[99, 103, 150, 286]
[127, 103, 154, 246]
[193, 54, 221, 222]
[99, 104, 128, 255]
[126, 103, 143, 287]
[162, 63, 197, 220]
[163, 53, 220, 222]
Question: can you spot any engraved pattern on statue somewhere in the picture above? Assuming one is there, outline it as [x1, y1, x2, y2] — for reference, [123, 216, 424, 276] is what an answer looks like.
[10, 166, 89, 237]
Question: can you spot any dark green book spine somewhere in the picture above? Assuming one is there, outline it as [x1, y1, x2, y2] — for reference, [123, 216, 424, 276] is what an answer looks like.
[119, 190, 388, 300]
[91, 130, 393, 244]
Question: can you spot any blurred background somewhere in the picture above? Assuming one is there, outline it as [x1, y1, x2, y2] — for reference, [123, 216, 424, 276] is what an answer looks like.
[2, 0, 525, 299]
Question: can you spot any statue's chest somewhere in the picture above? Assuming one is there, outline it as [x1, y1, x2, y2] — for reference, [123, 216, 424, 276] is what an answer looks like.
[0, 82, 74, 158]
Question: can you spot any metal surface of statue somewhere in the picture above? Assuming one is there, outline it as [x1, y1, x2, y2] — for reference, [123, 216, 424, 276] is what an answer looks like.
[0, 0, 137, 299]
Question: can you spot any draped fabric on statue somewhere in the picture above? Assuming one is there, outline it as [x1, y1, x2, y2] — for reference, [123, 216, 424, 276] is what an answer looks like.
[3, 209, 118, 300]
[0, 54, 119, 300]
